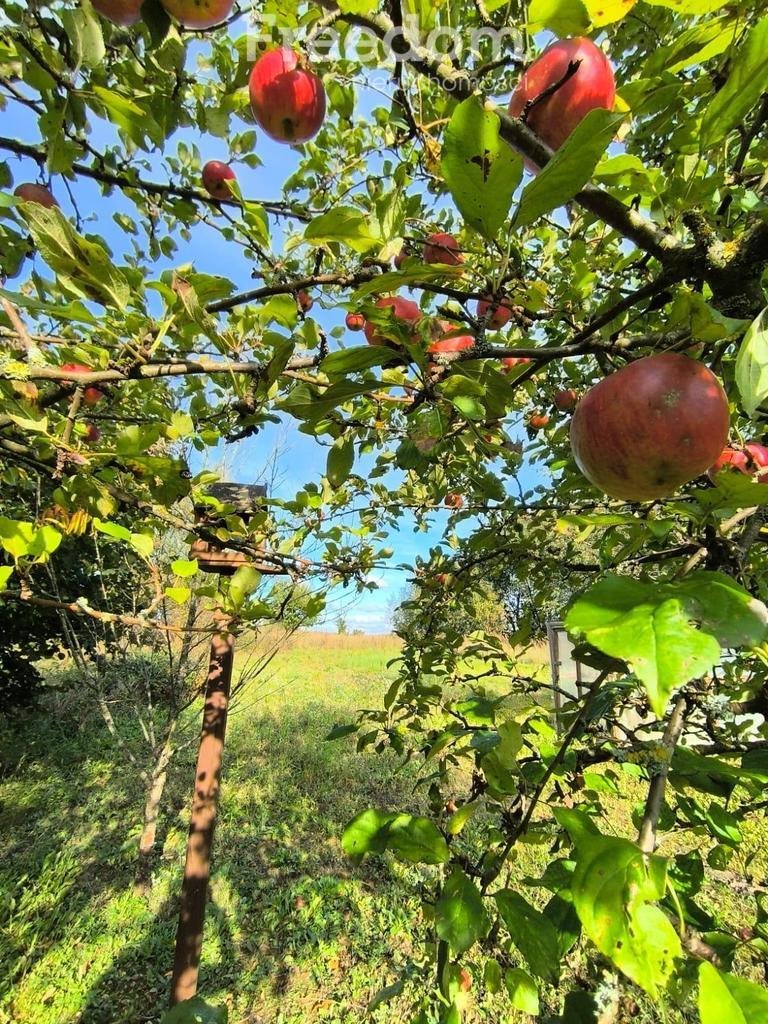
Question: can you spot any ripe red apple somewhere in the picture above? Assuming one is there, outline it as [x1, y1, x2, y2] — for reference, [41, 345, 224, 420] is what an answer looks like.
[423, 232, 463, 266]
[501, 356, 532, 369]
[708, 447, 750, 482]
[160, 0, 234, 29]
[202, 160, 236, 200]
[508, 37, 616, 155]
[529, 412, 550, 430]
[428, 323, 475, 358]
[61, 364, 104, 407]
[297, 290, 313, 313]
[394, 247, 409, 269]
[477, 296, 514, 329]
[571, 353, 730, 501]
[363, 296, 422, 348]
[92, 0, 143, 25]
[444, 492, 464, 510]
[14, 183, 58, 209]
[744, 441, 768, 478]
[249, 48, 326, 144]
[554, 388, 578, 411]
[83, 423, 101, 444]
[346, 312, 365, 332]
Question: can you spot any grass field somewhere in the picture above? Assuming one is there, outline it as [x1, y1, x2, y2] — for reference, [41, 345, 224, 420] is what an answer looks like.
[0, 633, 764, 1023]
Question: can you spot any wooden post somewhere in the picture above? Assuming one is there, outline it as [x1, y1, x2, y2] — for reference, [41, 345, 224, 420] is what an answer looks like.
[169, 620, 234, 1007]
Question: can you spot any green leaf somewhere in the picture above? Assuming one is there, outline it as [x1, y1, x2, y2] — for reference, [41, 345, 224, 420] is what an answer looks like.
[441, 97, 522, 241]
[228, 565, 262, 609]
[700, 19, 768, 152]
[304, 208, 380, 253]
[0, 518, 62, 562]
[323, 346, 394, 376]
[736, 307, 768, 418]
[165, 587, 191, 605]
[516, 108, 623, 227]
[435, 868, 490, 954]
[564, 574, 768, 716]
[446, 803, 477, 835]
[504, 968, 539, 1015]
[130, 533, 154, 558]
[699, 962, 768, 1023]
[326, 435, 355, 488]
[171, 559, 199, 578]
[61, 5, 106, 69]
[160, 996, 228, 1024]
[19, 205, 131, 309]
[325, 723, 359, 740]
[0, 565, 14, 590]
[565, 829, 681, 996]
[93, 519, 132, 543]
[583, 0, 639, 25]
[527, 0, 590, 34]
[384, 814, 450, 864]
[342, 809, 395, 863]
[494, 890, 561, 981]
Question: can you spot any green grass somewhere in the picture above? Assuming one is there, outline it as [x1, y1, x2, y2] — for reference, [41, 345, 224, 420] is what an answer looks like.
[0, 633, 765, 1023]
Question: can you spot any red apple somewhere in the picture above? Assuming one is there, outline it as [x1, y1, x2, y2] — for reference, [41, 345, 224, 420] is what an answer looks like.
[297, 290, 313, 313]
[83, 423, 101, 444]
[529, 412, 550, 430]
[92, 0, 143, 25]
[363, 296, 422, 348]
[554, 388, 578, 411]
[501, 356, 532, 369]
[160, 0, 234, 29]
[571, 353, 730, 501]
[394, 247, 409, 269]
[428, 323, 475, 358]
[477, 296, 514, 329]
[202, 160, 236, 200]
[14, 183, 58, 209]
[508, 38, 616, 155]
[708, 447, 750, 482]
[744, 442, 768, 478]
[61, 364, 104, 407]
[346, 312, 365, 332]
[249, 48, 326, 144]
[423, 232, 463, 266]
[444, 492, 464, 510]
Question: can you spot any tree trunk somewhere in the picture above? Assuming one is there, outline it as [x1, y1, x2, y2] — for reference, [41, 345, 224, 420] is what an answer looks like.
[135, 720, 178, 893]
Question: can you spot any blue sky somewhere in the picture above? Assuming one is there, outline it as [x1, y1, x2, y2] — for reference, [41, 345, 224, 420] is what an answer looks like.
[2, 25, 544, 633]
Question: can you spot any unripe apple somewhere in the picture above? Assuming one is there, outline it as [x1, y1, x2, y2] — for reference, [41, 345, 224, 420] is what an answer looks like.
[346, 312, 365, 332]
[202, 160, 236, 200]
[83, 423, 101, 444]
[444, 492, 464, 510]
[92, 0, 144, 25]
[508, 37, 616, 155]
[363, 296, 421, 348]
[571, 353, 730, 501]
[160, 0, 234, 29]
[297, 290, 313, 313]
[529, 412, 550, 430]
[249, 48, 326, 144]
[554, 388, 578, 411]
[477, 296, 513, 329]
[61, 364, 104, 407]
[423, 232, 463, 266]
[14, 183, 58, 209]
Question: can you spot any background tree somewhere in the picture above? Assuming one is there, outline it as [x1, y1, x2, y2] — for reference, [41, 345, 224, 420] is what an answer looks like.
[1, 0, 768, 1021]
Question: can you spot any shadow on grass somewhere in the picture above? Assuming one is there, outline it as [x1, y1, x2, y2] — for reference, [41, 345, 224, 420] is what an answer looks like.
[1, 696, 420, 1024]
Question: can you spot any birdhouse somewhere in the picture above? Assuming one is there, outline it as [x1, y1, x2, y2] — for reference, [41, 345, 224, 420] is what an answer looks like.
[189, 482, 282, 576]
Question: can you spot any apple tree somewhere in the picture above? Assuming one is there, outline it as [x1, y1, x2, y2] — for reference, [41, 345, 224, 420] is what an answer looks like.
[1, 0, 768, 1020]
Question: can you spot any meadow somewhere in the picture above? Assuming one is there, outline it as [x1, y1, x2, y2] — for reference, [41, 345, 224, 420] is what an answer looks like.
[0, 634, 763, 1024]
